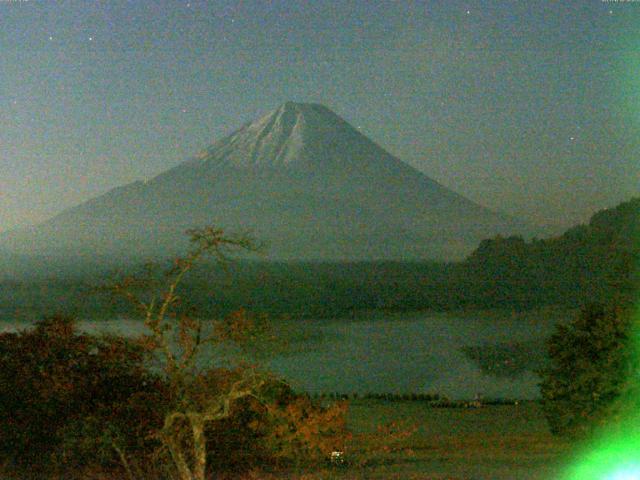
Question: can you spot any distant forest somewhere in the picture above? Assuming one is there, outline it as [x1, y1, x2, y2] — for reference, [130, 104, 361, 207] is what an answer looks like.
[1, 197, 638, 321]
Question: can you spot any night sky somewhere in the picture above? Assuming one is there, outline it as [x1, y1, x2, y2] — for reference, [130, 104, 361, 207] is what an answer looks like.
[1, 0, 638, 233]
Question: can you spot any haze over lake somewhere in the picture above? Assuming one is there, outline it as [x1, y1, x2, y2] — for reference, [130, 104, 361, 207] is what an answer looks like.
[1, 309, 568, 400]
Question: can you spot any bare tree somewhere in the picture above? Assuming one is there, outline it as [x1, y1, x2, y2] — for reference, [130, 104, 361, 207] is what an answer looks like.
[108, 227, 280, 480]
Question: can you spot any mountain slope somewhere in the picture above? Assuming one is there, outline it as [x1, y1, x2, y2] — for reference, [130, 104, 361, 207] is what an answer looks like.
[1, 102, 526, 261]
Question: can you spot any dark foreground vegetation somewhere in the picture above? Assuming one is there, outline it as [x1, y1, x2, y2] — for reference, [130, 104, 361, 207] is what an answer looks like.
[2, 307, 634, 480]
[0, 315, 354, 480]
[0, 320, 573, 480]
[0, 313, 571, 480]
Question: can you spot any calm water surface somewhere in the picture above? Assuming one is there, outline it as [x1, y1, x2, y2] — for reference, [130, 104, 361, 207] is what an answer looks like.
[1, 310, 569, 400]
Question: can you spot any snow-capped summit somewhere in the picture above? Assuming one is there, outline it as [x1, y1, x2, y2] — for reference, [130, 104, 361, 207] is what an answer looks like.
[189, 102, 388, 172]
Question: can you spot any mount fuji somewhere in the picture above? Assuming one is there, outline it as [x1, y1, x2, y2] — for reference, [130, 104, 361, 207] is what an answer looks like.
[1, 102, 527, 261]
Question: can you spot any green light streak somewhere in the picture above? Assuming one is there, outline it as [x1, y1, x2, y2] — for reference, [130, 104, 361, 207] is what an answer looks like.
[561, 429, 640, 479]
[559, 308, 640, 480]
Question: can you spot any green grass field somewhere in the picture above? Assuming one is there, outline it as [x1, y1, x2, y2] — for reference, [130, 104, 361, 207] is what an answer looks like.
[281, 400, 572, 480]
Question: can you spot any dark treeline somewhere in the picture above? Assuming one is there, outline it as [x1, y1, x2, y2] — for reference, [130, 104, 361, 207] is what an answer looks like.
[311, 392, 523, 407]
[312, 392, 443, 402]
[461, 197, 640, 310]
[1, 198, 638, 321]
[0, 260, 454, 321]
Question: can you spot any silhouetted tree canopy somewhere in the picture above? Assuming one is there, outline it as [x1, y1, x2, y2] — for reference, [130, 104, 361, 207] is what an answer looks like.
[539, 304, 637, 436]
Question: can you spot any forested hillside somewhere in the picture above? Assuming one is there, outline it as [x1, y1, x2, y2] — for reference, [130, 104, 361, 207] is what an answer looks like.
[460, 197, 640, 309]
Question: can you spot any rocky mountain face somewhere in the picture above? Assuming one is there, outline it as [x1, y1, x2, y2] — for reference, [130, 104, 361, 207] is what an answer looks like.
[1, 102, 526, 262]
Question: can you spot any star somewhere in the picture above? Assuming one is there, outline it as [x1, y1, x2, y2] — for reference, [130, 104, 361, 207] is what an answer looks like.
[48, 36, 53, 41]
[466, 10, 471, 15]
[88, 36, 93, 41]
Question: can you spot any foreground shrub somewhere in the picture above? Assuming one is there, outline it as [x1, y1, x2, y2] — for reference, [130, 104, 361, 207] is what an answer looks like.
[157, 368, 351, 476]
[0, 315, 165, 478]
[260, 394, 351, 467]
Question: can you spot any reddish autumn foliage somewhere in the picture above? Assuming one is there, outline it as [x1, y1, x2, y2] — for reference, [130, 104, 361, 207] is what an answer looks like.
[0, 315, 166, 478]
[260, 395, 351, 465]
[170, 367, 351, 475]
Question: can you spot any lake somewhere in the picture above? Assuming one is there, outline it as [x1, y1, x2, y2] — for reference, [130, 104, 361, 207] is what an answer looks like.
[1, 307, 573, 400]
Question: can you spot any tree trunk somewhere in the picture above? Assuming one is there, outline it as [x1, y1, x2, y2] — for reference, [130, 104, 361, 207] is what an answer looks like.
[191, 415, 208, 480]
[162, 413, 194, 480]
[112, 443, 136, 480]
[166, 437, 194, 480]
